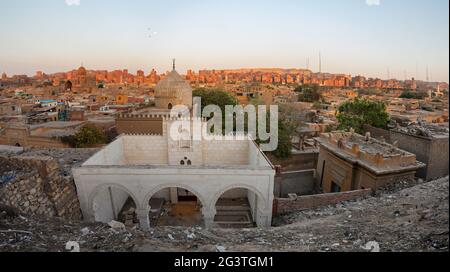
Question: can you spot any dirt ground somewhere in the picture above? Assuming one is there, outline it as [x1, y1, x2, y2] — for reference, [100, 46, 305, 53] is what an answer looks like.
[0, 177, 448, 252]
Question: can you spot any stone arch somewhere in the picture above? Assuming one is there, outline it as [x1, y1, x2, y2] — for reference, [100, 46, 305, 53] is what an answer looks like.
[88, 183, 141, 221]
[142, 183, 207, 210]
[210, 184, 266, 210]
[211, 184, 268, 228]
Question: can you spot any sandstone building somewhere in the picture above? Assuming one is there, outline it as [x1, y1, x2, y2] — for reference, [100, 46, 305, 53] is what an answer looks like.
[315, 131, 425, 193]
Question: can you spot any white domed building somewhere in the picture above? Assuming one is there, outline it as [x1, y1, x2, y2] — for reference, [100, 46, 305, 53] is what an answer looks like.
[154, 61, 192, 110]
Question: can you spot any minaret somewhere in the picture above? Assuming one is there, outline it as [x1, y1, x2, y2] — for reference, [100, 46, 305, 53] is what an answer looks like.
[173, 59, 176, 71]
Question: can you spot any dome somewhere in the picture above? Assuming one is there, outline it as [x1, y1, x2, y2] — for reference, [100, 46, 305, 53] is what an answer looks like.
[77, 66, 87, 76]
[154, 68, 192, 110]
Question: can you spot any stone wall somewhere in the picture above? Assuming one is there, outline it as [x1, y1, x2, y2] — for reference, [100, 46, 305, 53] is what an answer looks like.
[390, 131, 449, 180]
[274, 170, 315, 198]
[273, 189, 372, 215]
[0, 155, 82, 220]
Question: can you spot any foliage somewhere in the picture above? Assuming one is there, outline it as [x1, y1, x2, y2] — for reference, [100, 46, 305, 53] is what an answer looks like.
[193, 88, 238, 113]
[336, 98, 389, 134]
[67, 125, 108, 148]
[193, 88, 292, 159]
[399, 90, 428, 100]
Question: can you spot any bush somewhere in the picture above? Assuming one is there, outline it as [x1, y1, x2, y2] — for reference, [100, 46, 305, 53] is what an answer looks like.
[337, 98, 389, 134]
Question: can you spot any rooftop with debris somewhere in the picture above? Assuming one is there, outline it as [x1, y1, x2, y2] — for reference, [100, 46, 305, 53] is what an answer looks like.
[315, 131, 426, 174]
[393, 122, 449, 139]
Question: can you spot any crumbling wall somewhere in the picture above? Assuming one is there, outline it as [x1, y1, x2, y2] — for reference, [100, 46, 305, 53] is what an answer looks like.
[273, 189, 372, 215]
[0, 155, 82, 220]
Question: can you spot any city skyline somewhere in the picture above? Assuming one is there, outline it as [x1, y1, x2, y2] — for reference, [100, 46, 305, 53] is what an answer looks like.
[0, 0, 449, 82]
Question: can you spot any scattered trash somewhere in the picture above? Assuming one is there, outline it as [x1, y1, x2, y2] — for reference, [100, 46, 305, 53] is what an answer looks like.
[108, 221, 126, 232]
[361, 241, 380, 252]
[80, 227, 91, 236]
[66, 241, 80, 252]
[216, 245, 226, 252]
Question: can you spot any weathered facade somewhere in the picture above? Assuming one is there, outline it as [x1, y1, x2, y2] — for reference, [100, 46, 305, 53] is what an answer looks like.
[315, 131, 425, 193]
[390, 125, 449, 180]
[73, 119, 275, 230]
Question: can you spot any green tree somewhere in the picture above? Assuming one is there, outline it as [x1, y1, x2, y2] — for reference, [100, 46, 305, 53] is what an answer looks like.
[73, 125, 108, 148]
[193, 88, 292, 158]
[399, 90, 428, 99]
[336, 98, 389, 134]
[295, 84, 322, 103]
[270, 120, 292, 158]
[193, 88, 238, 113]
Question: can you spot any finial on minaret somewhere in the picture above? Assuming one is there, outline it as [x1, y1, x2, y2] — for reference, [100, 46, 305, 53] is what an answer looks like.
[172, 59, 176, 71]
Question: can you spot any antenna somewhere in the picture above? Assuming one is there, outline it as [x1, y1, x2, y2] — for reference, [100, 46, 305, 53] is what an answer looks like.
[306, 58, 310, 70]
[319, 51, 322, 73]
[426, 65, 430, 82]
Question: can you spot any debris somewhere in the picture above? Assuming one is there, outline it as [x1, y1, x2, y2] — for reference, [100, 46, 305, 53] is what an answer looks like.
[168, 234, 174, 240]
[361, 241, 380, 252]
[216, 245, 226, 252]
[80, 227, 91, 236]
[108, 221, 126, 232]
[66, 241, 80, 252]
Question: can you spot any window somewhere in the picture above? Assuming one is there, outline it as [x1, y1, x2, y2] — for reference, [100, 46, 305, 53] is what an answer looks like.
[331, 182, 341, 193]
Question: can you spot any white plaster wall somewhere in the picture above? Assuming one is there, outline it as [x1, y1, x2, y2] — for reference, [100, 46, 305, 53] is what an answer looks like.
[123, 136, 168, 165]
[152, 188, 170, 201]
[83, 137, 124, 166]
[73, 166, 275, 228]
[220, 188, 248, 199]
[92, 186, 130, 223]
[203, 140, 249, 166]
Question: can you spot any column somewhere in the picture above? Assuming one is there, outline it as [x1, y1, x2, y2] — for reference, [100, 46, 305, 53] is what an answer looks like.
[136, 209, 150, 231]
[202, 207, 216, 229]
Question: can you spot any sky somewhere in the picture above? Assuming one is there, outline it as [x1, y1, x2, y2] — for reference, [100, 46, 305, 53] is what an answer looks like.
[0, 0, 448, 82]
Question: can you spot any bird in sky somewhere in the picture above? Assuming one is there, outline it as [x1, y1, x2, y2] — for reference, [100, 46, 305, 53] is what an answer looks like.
[147, 28, 158, 38]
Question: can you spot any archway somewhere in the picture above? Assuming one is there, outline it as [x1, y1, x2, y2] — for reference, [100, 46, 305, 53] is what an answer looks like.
[147, 186, 204, 227]
[91, 185, 139, 227]
[168, 103, 173, 110]
[213, 187, 264, 228]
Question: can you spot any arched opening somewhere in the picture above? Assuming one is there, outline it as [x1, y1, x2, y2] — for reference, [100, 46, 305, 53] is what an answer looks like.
[92, 185, 139, 227]
[148, 187, 204, 227]
[214, 188, 260, 228]
[15, 143, 21, 147]
[168, 103, 173, 110]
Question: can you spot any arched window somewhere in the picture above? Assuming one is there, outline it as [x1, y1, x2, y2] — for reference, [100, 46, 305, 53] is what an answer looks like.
[180, 160, 185, 165]
[168, 103, 173, 110]
[187, 160, 192, 166]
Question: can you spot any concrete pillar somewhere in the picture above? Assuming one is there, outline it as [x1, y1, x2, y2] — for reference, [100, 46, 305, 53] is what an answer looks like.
[202, 207, 216, 229]
[256, 211, 272, 228]
[170, 188, 178, 204]
[136, 209, 150, 231]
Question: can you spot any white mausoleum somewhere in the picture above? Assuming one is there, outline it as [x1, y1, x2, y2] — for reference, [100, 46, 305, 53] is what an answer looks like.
[73, 119, 275, 230]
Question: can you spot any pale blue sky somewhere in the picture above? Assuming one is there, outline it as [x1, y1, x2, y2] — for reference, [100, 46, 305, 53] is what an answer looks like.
[0, 0, 448, 82]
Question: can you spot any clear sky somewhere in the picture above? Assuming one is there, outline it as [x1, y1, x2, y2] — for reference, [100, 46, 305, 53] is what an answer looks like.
[0, 0, 448, 82]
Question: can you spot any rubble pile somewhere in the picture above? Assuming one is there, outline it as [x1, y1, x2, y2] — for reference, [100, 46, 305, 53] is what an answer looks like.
[394, 123, 449, 138]
[1, 176, 448, 252]
[0, 149, 98, 220]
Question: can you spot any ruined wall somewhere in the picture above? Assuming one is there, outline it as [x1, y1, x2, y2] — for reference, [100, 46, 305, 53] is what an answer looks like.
[274, 170, 315, 198]
[0, 155, 81, 220]
[364, 125, 392, 143]
[274, 189, 372, 215]
[268, 152, 319, 172]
